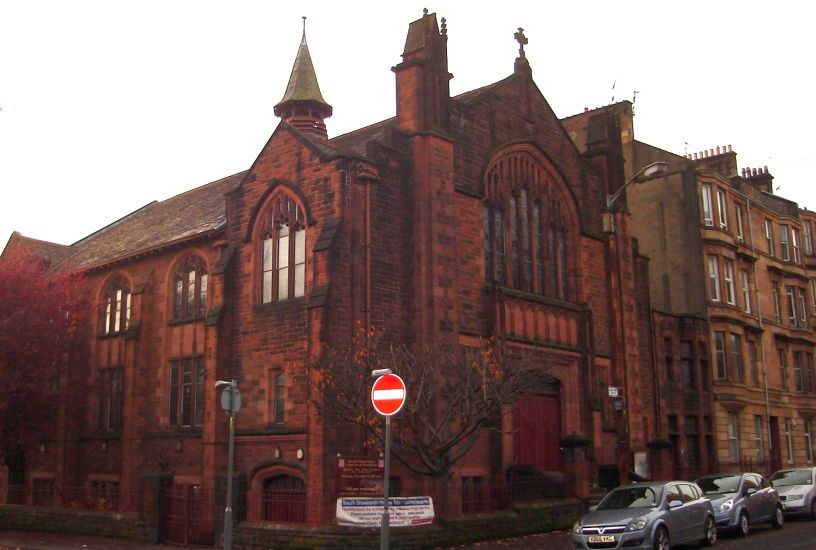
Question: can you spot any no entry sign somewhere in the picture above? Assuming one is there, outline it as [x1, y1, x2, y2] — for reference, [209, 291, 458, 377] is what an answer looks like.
[371, 373, 406, 416]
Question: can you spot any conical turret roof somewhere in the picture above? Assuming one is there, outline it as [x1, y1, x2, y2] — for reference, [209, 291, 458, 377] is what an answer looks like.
[275, 24, 332, 116]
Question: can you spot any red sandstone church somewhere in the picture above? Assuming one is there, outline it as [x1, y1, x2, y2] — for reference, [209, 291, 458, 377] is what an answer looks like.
[1, 11, 685, 537]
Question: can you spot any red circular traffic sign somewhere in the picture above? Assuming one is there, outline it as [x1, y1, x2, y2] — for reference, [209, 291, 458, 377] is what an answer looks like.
[371, 373, 407, 416]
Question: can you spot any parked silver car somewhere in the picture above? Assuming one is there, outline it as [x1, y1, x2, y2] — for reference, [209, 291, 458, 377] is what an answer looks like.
[571, 481, 717, 550]
[695, 472, 783, 536]
[770, 467, 816, 519]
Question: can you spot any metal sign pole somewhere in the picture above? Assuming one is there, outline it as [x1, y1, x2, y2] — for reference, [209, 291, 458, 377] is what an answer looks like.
[381, 414, 391, 550]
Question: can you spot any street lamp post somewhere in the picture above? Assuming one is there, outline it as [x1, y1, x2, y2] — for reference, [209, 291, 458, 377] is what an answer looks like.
[216, 379, 241, 550]
[605, 161, 669, 232]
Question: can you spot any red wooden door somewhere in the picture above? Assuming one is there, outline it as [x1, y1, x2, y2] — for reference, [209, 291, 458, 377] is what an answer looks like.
[514, 393, 562, 471]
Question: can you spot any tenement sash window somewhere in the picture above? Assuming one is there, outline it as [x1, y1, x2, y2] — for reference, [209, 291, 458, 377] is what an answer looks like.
[98, 368, 123, 432]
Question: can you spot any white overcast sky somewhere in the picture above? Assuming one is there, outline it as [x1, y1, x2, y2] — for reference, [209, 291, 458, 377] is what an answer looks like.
[2, 1, 815, 247]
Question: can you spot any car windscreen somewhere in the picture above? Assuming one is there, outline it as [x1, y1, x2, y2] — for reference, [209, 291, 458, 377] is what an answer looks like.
[598, 486, 663, 510]
[697, 474, 742, 495]
[770, 470, 813, 487]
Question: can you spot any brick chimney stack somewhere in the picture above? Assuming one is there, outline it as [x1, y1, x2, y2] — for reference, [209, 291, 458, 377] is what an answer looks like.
[392, 10, 452, 134]
[741, 165, 775, 194]
[686, 144, 738, 177]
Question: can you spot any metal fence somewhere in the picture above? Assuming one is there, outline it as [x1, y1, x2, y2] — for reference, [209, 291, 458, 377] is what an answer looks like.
[461, 477, 566, 514]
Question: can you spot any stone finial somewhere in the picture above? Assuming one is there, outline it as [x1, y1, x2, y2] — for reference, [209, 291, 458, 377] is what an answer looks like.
[423, 7, 428, 15]
[441, 17, 447, 36]
[514, 27, 528, 58]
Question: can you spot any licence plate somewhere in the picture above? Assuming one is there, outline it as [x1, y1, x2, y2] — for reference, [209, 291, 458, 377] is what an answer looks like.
[588, 535, 616, 543]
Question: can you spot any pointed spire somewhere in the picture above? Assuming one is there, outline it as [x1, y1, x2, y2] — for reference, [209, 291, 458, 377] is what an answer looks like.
[274, 17, 333, 138]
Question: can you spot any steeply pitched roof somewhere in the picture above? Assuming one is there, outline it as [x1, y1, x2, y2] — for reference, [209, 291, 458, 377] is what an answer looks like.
[332, 117, 397, 157]
[2, 231, 70, 265]
[275, 30, 331, 113]
[66, 171, 246, 271]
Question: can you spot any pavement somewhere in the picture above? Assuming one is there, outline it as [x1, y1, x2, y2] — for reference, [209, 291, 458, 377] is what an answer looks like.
[0, 531, 185, 550]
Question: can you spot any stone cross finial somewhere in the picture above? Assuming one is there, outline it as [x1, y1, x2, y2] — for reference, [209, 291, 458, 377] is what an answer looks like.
[514, 27, 528, 58]
[302, 16, 306, 35]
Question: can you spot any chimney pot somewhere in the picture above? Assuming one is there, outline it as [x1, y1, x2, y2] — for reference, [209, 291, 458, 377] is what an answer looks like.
[716, 146, 721, 155]
[709, 149, 714, 157]
[752, 168, 758, 177]
[584, 107, 589, 112]
[727, 144, 732, 152]
[763, 165, 769, 174]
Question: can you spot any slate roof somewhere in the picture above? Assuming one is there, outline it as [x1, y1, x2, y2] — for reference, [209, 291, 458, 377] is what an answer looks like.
[275, 30, 332, 114]
[65, 171, 246, 271]
[2, 231, 70, 265]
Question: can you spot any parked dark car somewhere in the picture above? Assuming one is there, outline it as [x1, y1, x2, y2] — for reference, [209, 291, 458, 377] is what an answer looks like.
[770, 467, 816, 518]
[696, 472, 783, 536]
[572, 480, 717, 550]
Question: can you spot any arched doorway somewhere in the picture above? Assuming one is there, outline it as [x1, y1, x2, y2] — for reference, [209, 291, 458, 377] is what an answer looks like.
[262, 474, 306, 523]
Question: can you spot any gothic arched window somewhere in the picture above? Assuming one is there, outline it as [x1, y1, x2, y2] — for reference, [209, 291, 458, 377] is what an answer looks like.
[172, 256, 208, 320]
[260, 194, 306, 303]
[101, 276, 131, 335]
[482, 150, 573, 301]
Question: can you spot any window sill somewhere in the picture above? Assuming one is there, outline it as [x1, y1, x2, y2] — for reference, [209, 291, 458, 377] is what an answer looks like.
[253, 297, 306, 317]
[168, 316, 206, 326]
[163, 426, 203, 437]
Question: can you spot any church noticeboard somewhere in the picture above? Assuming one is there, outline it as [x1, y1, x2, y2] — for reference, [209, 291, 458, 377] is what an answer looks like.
[336, 456, 383, 497]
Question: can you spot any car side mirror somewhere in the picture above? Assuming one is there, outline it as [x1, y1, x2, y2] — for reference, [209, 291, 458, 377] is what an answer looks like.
[668, 499, 683, 509]
[745, 487, 757, 496]
[589, 505, 597, 512]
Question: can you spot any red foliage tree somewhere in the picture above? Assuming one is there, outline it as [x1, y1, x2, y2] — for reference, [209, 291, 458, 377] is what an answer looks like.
[0, 245, 86, 485]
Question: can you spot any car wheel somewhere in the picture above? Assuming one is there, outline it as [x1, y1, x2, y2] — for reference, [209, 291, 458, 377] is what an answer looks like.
[702, 515, 717, 546]
[771, 506, 784, 528]
[653, 526, 670, 550]
[736, 511, 749, 537]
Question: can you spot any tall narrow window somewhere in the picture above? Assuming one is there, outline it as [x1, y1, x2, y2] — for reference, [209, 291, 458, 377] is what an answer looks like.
[754, 415, 765, 462]
[794, 351, 804, 392]
[805, 421, 814, 463]
[772, 283, 781, 323]
[559, 227, 569, 299]
[812, 279, 816, 315]
[707, 256, 721, 302]
[780, 225, 790, 261]
[701, 184, 713, 226]
[509, 195, 519, 288]
[786, 286, 798, 327]
[173, 258, 208, 320]
[260, 194, 306, 303]
[169, 357, 204, 427]
[779, 348, 789, 391]
[748, 341, 759, 386]
[716, 189, 728, 228]
[792, 228, 801, 263]
[482, 206, 493, 281]
[785, 418, 795, 464]
[798, 289, 808, 326]
[741, 270, 751, 313]
[665, 338, 674, 381]
[804, 221, 814, 255]
[102, 277, 131, 335]
[730, 333, 744, 382]
[727, 413, 740, 463]
[807, 353, 815, 393]
[519, 189, 531, 292]
[98, 368, 123, 432]
[680, 340, 695, 388]
[714, 331, 727, 379]
[495, 209, 506, 285]
[685, 416, 700, 468]
[735, 205, 744, 241]
[724, 259, 736, 305]
[532, 203, 543, 293]
[765, 219, 775, 257]
[273, 372, 285, 424]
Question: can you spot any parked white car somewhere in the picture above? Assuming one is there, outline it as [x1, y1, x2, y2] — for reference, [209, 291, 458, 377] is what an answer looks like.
[769, 467, 816, 519]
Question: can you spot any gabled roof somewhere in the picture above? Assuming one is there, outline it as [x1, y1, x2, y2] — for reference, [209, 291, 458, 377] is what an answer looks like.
[2, 231, 70, 265]
[66, 171, 246, 271]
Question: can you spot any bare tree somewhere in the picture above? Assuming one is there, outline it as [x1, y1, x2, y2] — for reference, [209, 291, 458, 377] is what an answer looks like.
[308, 330, 551, 483]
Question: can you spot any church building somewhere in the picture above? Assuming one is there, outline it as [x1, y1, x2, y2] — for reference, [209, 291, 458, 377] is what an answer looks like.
[2, 11, 667, 536]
